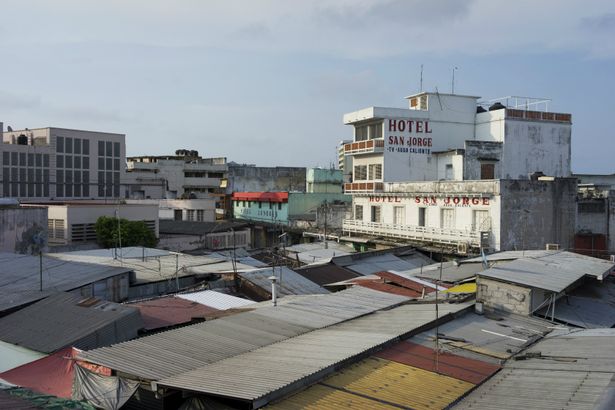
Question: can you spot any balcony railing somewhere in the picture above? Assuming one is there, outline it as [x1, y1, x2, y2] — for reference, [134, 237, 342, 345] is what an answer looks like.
[344, 182, 384, 193]
[342, 219, 482, 247]
[344, 139, 385, 155]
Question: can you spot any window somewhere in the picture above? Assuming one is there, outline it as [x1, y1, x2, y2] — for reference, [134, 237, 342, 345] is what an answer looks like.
[418, 208, 426, 227]
[354, 165, 367, 181]
[74, 138, 81, 154]
[114, 142, 120, 157]
[83, 157, 90, 169]
[106, 141, 112, 157]
[441, 208, 455, 229]
[368, 123, 382, 139]
[56, 155, 64, 168]
[258, 202, 262, 209]
[56, 136, 64, 153]
[355, 205, 363, 220]
[480, 163, 495, 180]
[174, 209, 183, 220]
[445, 164, 453, 180]
[197, 210, 204, 222]
[370, 206, 381, 223]
[187, 210, 195, 221]
[368, 164, 382, 180]
[43, 154, 49, 168]
[66, 156, 73, 169]
[83, 139, 89, 155]
[65, 137, 72, 154]
[355, 125, 368, 141]
[278, 203, 282, 210]
[98, 141, 105, 156]
[394, 206, 405, 225]
[473, 210, 491, 231]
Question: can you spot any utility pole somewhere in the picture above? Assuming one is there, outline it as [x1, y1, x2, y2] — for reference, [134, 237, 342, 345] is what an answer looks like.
[323, 200, 328, 249]
[39, 251, 43, 291]
[175, 253, 180, 291]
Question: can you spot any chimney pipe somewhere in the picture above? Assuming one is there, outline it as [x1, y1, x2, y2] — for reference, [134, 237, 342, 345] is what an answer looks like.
[268, 275, 278, 306]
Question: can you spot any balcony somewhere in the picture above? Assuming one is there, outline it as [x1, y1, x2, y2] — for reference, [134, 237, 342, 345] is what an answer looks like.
[342, 219, 482, 247]
[343, 139, 384, 155]
[344, 182, 384, 193]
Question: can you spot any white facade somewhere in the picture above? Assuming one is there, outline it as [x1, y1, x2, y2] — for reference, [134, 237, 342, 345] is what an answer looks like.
[1, 126, 126, 200]
[341, 92, 574, 252]
[127, 198, 216, 223]
[46, 202, 158, 245]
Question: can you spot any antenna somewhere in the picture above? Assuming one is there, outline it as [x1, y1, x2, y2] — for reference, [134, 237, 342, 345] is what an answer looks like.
[420, 64, 424, 92]
[451, 66, 459, 94]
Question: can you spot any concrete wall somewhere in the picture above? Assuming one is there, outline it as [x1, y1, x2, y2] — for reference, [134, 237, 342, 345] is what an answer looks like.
[498, 178, 576, 250]
[127, 198, 216, 222]
[307, 168, 343, 193]
[0, 206, 48, 253]
[227, 165, 306, 193]
[477, 277, 531, 315]
[463, 141, 503, 180]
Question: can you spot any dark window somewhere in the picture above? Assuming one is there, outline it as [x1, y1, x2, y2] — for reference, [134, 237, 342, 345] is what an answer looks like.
[418, 208, 426, 226]
[106, 141, 112, 157]
[11, 152, 17, 166]
[56, 155, 64, 168]
[83, 171, 90, 197]
[98, 157, 105, 170]
[114, 142, 120, 157]
[74, 138, 81, 154]
[56, 136, 64, 152]
[66, 156, 73, 169]
[35, 153, 42, 167]
[83, 157, 90, 169]
[480, 163, 495, 180]
[43, 154, 49, 168]
[19, 153, 26, 166]
[65, 137, 72, 154]
[98, 141, 104, 156]
[74, 156, 81, 169]
[43, 170, 49, 196]
[83, 139, 89, 155]
[113, 158, 120, 170]
[27, 153, 34, 167]
[35, 169, 41, 183]
[3, 151, 9, 165]
[106, 158, 112, 170]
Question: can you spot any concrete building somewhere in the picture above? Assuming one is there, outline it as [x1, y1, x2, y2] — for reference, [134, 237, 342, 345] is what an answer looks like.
[226, 163, 306, 193]
[232, 191, 350, 228]
[575, 183, 615, 255]
[306, 168, 343, 193]
[341, 92, 574, 252]
[127, 198, 217, 223]
[126, 150, 227, 218]
[1, 125, 126, 200]
[337, 139, 353, 183]
[42, 201, 158, 246]
[0, 201, 47, 253]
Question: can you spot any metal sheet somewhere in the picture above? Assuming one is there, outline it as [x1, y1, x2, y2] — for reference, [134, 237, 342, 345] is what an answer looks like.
[374, 341, 500, 384]
[128, 296, 220, 330]
[266, 384, 397, 410]
[239, 267, 329, 296]
[535, 295, 615, 328]
[176, 290, 256, 310]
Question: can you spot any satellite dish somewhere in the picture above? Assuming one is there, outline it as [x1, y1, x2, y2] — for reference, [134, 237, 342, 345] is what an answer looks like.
[7, 125, 13, 132]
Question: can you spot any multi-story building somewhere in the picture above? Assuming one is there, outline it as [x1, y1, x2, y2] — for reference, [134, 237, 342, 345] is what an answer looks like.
[337, 140, 352, 183]
[126, 150, 228, 218]
[1, 125, 126, 200]
[341, 92, 574, 252]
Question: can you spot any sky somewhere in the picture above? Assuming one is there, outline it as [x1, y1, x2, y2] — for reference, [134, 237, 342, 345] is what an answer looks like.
[0, 0, 614, 172]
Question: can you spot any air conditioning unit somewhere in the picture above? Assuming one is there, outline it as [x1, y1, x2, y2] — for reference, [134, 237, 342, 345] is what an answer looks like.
[546, 243, 560, 250]
[457, 242, 469, 255]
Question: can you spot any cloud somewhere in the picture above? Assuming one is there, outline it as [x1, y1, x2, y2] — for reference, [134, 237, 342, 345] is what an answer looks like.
[580, 13, 615, 31]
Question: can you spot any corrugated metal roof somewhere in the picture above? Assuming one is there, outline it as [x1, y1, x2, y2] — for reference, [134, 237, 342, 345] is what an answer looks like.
[77, 287, 410, 382]
[239, 267, 329, 296]
[52, 250, 248, 284]
[0, 390, 42, 410]
[356, 281, 423, 297]
[454, 329, 615, 410]
[344, 253, 427, 275]
[535, 295, 615, 328]
[0, 292, 143, 353]
[159, 220, 249, 236]
[128, 296, 220, 330]
[156, 302, 472, 406]
[409, 311, 553, 364]
[0, 341, 46, 373]
[374, 340, 500, 385]
[0, 252, 130, 312]
[294, 263, 360, 287]
[176, 290, 256, 310]
[477, 251, 615, 292]
[399, 261, 486, 283]
[266, 383, 398, 409]
[321, 357, 474, 410]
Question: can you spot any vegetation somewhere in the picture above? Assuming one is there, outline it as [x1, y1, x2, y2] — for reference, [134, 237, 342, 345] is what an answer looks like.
[94, 216, 158, 248]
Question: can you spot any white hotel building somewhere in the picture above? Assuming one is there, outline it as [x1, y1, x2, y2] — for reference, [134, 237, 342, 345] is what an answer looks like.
[341, 92, 576, 252]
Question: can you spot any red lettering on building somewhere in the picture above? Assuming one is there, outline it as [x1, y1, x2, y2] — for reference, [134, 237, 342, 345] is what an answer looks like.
[462, 197, 470, 205]
[471, 197, 480, 205]
[416, 121, 423, 133]
[425, 121, 432, 133]
[389, 119, 397, 132]
[482, 198, 490, 205]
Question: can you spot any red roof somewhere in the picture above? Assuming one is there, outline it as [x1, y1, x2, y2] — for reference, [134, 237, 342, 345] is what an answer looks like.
[130, 297, 220, 330]
[231, 192, 289, 203]
[375, 341, 500, 384]
[0, 347, 76, 398]
[357, 281, 423, 298]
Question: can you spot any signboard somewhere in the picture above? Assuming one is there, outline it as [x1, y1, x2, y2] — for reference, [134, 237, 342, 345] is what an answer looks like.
[386, 119, 433, 155]
[367, 195, 490, 207]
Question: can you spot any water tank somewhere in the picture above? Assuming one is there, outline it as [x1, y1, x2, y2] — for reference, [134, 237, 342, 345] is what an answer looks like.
[489, 102, 506, 111]
[17, 134, 28, 145]
[476, 106, 487, 113]
[190, 150, 199, 158]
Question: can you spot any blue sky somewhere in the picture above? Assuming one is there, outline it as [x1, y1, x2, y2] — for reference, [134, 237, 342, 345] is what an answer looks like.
[1, 0, 614, 172]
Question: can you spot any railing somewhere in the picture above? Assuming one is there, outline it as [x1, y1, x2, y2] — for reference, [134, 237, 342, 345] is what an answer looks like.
[344, 139, 385, 154]
[342, 219, 482, 247]
[344, 182, 384, 193]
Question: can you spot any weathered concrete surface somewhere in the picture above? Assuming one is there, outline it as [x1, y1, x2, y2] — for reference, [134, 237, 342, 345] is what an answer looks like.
[477, 277, 531, 315]
[0, 206, 48, 253]
[463, 141, 503, 180]
[227, 165, 306, 193]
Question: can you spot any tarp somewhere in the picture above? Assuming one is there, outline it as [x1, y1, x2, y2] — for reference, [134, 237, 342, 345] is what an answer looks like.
[0, 347, 75, 398]
[444, 282, 477, 294]
[73, 365, 139, 410]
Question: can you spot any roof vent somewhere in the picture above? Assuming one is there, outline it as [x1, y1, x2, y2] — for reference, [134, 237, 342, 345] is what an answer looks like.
[476, 106, 487, 113]
[489, 102, 506, 111]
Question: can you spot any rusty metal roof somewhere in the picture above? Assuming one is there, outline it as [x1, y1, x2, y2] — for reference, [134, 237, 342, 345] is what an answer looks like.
[374, 340, 500, 385]
[127, 296, 220, 330]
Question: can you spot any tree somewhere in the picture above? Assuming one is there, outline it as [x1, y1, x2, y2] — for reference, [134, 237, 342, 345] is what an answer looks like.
[94, 216, 158, 249]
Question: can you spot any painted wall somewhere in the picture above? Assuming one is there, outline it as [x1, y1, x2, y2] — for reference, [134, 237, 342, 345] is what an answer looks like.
[306, 168, 343, 193]
[0, 207, 48, 253]
[227, 165, 306, 193]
